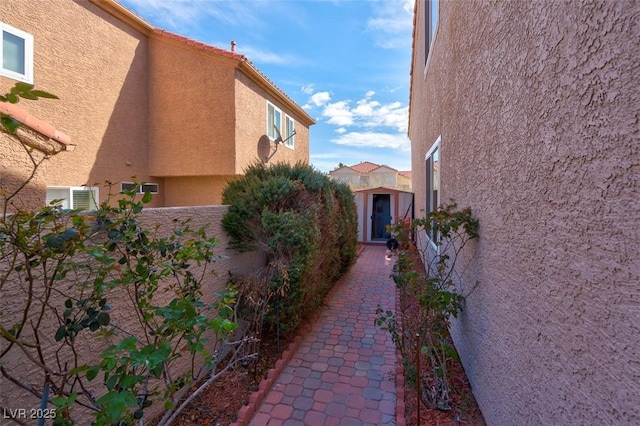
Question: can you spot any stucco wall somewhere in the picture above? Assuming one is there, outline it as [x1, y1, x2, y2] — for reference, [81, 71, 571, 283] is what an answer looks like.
[234, 71, 310, 171]
[0, 0, 160, 208]
[147, 36, 237, 177]
[0, 205, 264, 421]
[163, 175, 237, 206]
[410, 0, 639, 424]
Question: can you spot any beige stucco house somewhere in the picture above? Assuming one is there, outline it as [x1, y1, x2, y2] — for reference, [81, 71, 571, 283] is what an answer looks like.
[329, 161, 412, 192]
[0, 0, 314, 210]
[410, 1, 639, 424]
[329, 162, 413, 242]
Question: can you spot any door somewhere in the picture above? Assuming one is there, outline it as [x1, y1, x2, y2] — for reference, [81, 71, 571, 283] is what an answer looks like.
[371, 194, 391, 240]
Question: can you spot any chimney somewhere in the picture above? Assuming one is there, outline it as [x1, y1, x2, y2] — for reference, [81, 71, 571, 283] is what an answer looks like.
[231, 41, 236, 52]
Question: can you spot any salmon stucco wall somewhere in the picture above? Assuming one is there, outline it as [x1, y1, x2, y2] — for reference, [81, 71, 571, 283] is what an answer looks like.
[0, 0, 160, 208]
[163, 175, 237, 206]
[147, 36, 237, 178]
[0, 205, 265, 422]
[234, 71, 310, 171]
[410, 0, 639, 424]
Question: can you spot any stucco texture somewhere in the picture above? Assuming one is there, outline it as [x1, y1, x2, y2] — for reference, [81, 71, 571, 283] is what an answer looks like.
[0, 0, 160, 208]
[410, 0, 639, 424]
[1, 0, 311, 210]
[0, 205, 264, 422]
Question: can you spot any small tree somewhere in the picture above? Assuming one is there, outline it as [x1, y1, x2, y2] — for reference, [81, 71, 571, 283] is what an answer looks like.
[376, 201, 478, 411]
[0, 83, 252, 425]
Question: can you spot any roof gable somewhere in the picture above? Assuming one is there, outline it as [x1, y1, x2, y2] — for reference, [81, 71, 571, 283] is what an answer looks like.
[350, 161, 381, 173]
[370, 165, 398, 174]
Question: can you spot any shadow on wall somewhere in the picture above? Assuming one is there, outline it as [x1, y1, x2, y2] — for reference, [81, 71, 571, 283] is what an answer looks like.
[0, 204, 265, 422]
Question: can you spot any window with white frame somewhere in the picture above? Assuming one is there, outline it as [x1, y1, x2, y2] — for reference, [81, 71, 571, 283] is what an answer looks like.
[425, 136, 440, 243]
[284, 115, 295, 148]
[424, 0, 439, 66]
[46, 186, 99, 211]
[1, 22, 33, 84]
[267, 102, 282, 141]
[121, 182, 159, 194]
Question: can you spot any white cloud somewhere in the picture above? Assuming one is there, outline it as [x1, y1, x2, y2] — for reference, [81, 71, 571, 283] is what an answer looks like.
[323, 101, 354, 126]
[122, 0, 263, 30]
[301, 84, 315, 95]
[236, 45, 296, 65]
[366, 0, 414, 49]
[311, 91, 331, 107]
[319, 93, 408, 133]
[332, 131, 411, 151]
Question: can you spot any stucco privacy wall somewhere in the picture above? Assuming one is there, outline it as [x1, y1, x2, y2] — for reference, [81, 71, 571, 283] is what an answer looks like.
[0, 0, 163, 209]
[410, 1, 639, 424]
[0, 205, 264, 421]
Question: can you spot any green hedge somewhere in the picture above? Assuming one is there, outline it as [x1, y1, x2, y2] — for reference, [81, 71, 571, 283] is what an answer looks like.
[222, 162, 357, 332]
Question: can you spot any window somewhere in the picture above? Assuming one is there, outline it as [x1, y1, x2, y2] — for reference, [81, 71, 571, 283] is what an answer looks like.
[121, 182, 159, 194]
[46, 186, 99, 211]
[267, 102, 282, 141]
[425, 136, 440, 243]
[424, 0, 439, 66]
[284, 115, 295, 148]
[1, 22, 33, 83]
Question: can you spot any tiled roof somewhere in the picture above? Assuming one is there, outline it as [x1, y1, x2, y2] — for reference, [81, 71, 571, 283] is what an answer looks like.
[152, 29, 314, 126]
[350, 161, 383, 173]
[153, 29, 246, 61]
[0, 102, 72, 149]
[398, 170, 412, 179]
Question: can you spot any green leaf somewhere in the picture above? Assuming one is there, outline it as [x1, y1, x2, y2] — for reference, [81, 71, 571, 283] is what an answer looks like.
[97, 312, 110, 326]
[19, 91, 37, 100]
[54, 326, 66, 341]
[11, 82, 33, 94]
[30, 90, 59, 99]
[86, 366, 99, 381]
[141, 191, 153, 203]
[1, 116, 21, 134]
[68, 365, 91, 376]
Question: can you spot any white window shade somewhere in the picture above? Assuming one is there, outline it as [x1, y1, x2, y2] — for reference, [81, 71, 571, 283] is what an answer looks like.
[46, 187, 98, 211]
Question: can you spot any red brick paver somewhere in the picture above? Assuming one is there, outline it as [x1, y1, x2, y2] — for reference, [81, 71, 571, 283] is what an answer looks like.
[234, 245, 399, 426]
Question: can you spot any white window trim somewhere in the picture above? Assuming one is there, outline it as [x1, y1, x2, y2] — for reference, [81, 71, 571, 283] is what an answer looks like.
[0, 22, 34, 84]
[423, 0, 439, 80]
[424, 135, 441, 250]
[266, 102, 282, 142]
[284, 115, 295, 149]
[46, 186, 99, 211]
[120, 182, 159, 194]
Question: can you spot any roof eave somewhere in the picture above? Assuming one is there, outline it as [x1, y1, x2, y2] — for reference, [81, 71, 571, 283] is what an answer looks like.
[89, 0, 154, 35]
[238, 61, 315, 127]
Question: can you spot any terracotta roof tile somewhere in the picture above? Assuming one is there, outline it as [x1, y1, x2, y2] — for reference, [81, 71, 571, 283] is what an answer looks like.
[153, 29, 247, 61]
[0, 102, 72, 148]
[350, 161, 382, 173]
[151, 29, 314, 125]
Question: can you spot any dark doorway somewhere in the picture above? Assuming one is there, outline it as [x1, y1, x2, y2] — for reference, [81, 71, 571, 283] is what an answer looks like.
[371, 194, 391, 240]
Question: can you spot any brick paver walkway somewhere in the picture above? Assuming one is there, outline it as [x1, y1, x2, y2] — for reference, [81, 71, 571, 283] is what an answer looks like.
[242, 244, 398, 426]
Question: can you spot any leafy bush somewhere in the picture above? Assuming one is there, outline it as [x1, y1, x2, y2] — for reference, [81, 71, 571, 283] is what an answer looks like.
[222, 162, 357, 338]
[376, 201, 479, 411]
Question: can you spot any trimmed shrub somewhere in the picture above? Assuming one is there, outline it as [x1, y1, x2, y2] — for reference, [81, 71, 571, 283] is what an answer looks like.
[222, 162, 357, 334]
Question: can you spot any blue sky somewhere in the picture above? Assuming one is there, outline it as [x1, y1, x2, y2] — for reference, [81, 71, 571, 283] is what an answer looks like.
[118, 0, 414, 173]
